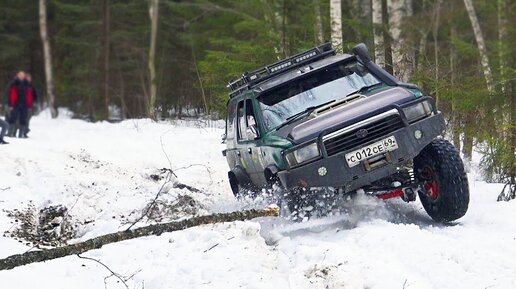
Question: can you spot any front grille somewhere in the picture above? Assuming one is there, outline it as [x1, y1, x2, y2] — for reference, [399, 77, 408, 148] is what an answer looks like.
[323, 113, 404, 156]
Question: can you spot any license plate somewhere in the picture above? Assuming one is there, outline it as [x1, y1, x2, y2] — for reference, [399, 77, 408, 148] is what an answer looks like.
[345, 136, 398, 167]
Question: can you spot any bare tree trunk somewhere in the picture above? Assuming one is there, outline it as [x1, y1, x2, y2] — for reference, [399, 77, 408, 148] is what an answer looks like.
[351, 0, 371, 41]
[450, 25, 461, 150]
[414, 0, 428, 72]
[0, 208, 279, 271]
[262, 0, 282, 59]
[463, 0, 494, 93]
[372, 0, 385, 66]
[191, 44, 208, 115]
[280, 1, 289, 56]
[361, 0, 372, 27]
[387, 0, 413, 82]
[272, 0, 289, 58]
[498, 0, 507, 93]
[101, 0, 111, 119]
[382, 0, 394, 75]
[38, 0, 57, 118]
[463, 133, 473, 162]
[510, 79, 515, 190]
[114, 50, 128, 119]
[507, 79, 516, 189]
[148, 0, 159, 119]
[330, 0, 343, 52]
[431, 0, 441, 103]
[314, 0, 324, 44]
[463, 113, 474, 162]
[498, 0, 514, 190]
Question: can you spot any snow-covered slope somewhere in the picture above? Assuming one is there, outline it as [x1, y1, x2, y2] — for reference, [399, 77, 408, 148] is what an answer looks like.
[1, 112, 515, 289]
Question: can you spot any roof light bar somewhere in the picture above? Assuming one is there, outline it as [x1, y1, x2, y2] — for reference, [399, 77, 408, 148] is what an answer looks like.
[228, 42, 334, 98]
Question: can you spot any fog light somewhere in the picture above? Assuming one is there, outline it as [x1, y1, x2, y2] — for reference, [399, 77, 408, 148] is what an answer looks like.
[318, 166, 327, 176]
[414, 129, 423, 139]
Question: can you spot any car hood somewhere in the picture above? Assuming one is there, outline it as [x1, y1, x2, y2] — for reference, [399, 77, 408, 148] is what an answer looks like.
[276, 86, 415, 144]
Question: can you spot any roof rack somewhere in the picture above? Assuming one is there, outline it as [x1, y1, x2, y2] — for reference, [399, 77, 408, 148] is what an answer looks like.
[227, 42, 335, 98]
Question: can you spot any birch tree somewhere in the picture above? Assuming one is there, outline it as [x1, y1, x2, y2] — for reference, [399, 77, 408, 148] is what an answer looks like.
[387, 0, 413, 82]
[463, 0, 494, 93]
[38, 0, 57, 118]
[314, 0, 324, 44]
[329, 0, 342, 51]
[275, 1, 288, 57]
[496, 0, 514, 198]
[372, 0, 385, 67]
[497, 0, 507, 93]
[450, 25, 461, 150]
[431, 0, 441, 101]
[148, 0, 159, 119]
[101, 0, 110, 119]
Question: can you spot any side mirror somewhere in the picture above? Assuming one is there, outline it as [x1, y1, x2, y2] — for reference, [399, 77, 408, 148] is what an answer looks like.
[246, 124, 259, 140]
[221, 133, 227, 144]
[352, 43, 371, 63]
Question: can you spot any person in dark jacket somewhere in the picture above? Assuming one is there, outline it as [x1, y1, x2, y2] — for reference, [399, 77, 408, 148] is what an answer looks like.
[6, 71, 32, 138]
[0, 117, 8, 144]
[24, 74, 38, 137]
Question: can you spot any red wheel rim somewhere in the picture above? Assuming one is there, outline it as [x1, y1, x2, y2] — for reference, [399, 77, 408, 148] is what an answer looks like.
[422, 167, 439, 200]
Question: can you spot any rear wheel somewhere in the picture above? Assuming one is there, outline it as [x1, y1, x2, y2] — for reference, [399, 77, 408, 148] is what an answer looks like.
[414, 139, 469, 222]
[229, 173, 258, 199]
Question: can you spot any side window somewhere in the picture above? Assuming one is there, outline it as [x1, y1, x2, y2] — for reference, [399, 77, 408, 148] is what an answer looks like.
[237, 101, 246, 141]
[245, 99, 257, 128]
[237, 99, 258, 142]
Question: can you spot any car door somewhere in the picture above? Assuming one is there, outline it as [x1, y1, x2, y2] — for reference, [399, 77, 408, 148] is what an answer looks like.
[223, 99, 240, 170]
[237, 99, 265, 186]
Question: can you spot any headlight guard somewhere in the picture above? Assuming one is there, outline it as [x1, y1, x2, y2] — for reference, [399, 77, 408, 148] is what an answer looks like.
[284, 141, 320, 167]
[403, 100, 433, 123]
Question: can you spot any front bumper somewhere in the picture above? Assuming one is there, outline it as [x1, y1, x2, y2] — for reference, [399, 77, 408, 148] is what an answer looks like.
[277, 113, 445, 191]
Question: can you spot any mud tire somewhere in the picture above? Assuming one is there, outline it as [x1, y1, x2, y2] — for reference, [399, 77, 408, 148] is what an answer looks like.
[414, 139, 469, 222]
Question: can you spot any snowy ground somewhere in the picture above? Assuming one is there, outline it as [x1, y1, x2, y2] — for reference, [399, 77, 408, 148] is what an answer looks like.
[0, 111, 515, 289]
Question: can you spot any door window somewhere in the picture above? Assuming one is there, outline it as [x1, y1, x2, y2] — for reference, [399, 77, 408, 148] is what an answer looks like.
[237, 99, 258, 141]
[237, 101, 246, 141]
[245, 99, 257, 129]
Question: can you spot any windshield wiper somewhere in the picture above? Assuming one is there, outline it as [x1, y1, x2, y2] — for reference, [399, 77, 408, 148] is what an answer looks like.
[347, 83, 383, 96]
[275, 100, 336, 131]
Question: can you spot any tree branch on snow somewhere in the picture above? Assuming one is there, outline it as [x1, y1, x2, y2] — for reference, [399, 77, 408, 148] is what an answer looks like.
[0, 207, 279, 271]
[203, 236, 234, 253]
[159, 132, 176, 178]
[173, 163, 214, 185]
[77, 254, 140, 289]
[126, 131, 212, 230]
[173, 182, 203, 194]
[126, 170, 174, 231]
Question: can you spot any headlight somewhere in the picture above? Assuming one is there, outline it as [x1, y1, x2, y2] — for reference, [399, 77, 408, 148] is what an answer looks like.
[403, 101, 433, 123]
[285, 142, 320, 167]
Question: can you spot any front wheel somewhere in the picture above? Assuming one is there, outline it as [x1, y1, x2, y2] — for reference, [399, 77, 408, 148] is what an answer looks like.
[414, 139, 469, 222]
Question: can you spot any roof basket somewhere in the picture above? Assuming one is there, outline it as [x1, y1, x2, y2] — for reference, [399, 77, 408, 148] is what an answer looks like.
[227, 42, 335, 98]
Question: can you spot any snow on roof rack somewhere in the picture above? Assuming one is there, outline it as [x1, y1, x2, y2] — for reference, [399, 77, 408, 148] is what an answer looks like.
[227, 42, 335, 98]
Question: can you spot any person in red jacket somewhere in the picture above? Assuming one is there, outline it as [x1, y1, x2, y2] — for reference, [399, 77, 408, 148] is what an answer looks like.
[6, 71, 32, 138]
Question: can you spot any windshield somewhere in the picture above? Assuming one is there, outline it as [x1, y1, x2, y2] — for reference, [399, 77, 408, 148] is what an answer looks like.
[258, 61, 381, 131]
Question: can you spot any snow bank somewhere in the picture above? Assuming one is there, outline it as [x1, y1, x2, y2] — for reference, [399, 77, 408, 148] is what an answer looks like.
[1, 113, 515, 289]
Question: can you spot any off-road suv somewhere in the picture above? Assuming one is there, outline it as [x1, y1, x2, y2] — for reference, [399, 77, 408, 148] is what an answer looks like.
[222, 43, 469, 222]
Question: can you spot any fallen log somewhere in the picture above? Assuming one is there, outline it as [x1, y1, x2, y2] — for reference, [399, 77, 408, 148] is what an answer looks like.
[0, 207, 279, 271]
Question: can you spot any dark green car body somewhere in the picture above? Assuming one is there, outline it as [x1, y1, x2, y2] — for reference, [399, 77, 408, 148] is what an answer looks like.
[223, 43, 445, 196]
